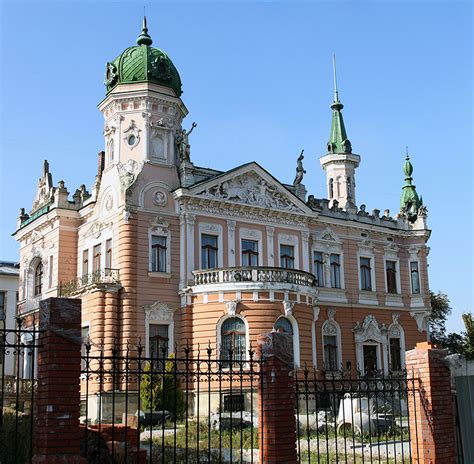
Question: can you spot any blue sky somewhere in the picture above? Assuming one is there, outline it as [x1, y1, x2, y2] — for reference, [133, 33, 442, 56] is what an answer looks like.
[0, 1, 472, 332]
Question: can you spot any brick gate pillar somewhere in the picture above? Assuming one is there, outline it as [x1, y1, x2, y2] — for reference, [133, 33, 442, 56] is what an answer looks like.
[405, 341, 457, 464]
[257, 332, 298, 464]
[33, 297, 85, 464]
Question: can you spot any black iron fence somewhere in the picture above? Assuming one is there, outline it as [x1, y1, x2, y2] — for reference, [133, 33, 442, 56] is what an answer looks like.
[295, 367, 420, 464]
[81, 340, 263, 463]
[0, 317, 42, 464]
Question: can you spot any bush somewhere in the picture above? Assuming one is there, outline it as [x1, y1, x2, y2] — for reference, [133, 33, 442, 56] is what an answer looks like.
[0, 407, 33, 464]
[140, 354, 186, 419]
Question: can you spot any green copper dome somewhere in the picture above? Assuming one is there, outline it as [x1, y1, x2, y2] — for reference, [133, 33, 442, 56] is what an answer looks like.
[104, 18, 182, 97]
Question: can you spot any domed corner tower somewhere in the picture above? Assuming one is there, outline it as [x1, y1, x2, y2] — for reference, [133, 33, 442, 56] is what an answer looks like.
[98, 17, 188, 171]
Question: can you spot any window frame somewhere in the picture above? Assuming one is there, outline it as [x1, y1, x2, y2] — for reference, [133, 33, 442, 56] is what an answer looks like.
[198, 223, 223, 270]
[313, 251, 325, 287]
[105, 239, 113, 269]
[385, 260, 398, 294]
[240, 232, 260, 267]
[280, 244, 295, 269]
[359, 256, 374, 291]
[410, 260, 421, 294]
[329, 253, 341, 289]
[278, 233, 299, 269]
[92, 244, 102, 272]
[218, 316, 248, 369]
[150, 235, 168, 273]
[321, 318, 342, 372]
[201, 233, 219, 270]
[34, 261, 43, 297]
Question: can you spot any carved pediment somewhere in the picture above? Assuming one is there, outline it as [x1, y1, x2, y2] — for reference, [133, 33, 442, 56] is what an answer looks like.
[144, 300, 174, 323]
[193, 170, 306, 214]
[354, 315, 388, 344]
[84, 221, 112, 239]
[32, 160, 55, 212]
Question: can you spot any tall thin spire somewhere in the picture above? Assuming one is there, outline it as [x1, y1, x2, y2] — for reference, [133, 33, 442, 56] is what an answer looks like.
[332, 54, 339, 102]
[400, 149, 422, 222]
[137, 15, 153, 46]
[327, 56, 352, 154]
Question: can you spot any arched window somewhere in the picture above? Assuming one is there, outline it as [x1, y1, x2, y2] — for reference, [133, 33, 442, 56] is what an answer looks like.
[274, 317, 293, 334]
[220, 317, 246, 367]
[388, 318, 406, 371]
[34, 262, 43, 297]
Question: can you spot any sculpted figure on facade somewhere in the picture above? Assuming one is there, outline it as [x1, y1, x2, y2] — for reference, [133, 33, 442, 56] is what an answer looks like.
[176, 122, 197, 162]
[293, 150, 306, 186]
[116, 159, 144, 191]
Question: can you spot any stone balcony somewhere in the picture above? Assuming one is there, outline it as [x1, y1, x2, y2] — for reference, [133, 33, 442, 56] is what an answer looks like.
[59, 268, 122, 297]
[192, 266, 318, 295]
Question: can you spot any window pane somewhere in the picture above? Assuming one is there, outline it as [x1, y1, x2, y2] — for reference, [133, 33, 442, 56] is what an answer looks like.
[93, 245, 101, 272]
[390, 337, 402, 370]
[410, 261, 420, 294]
[82, 250, 89, 277]
[330, 254, 341, 288]
[313, 251, 325, 287]
[151, 235, 167, 272]
[241, 239, 259, 266]
[386, 260, 397, 293]
[280, 245, 295, 269]
[34, 262, 43, 296]
[323, 335, 338, 371]
[149, 324, 169, 357]
[274, 317, 293, 334]
[202, 234, 218, 269]
[221, 318, 246, 366]
[105, 239, 112, 269]
[0, 292, 5, 320]
[360, 257, 372, 291]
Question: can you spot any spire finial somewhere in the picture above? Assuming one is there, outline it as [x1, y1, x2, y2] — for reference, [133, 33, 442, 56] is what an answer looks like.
[333, 54, 339, 102]
[137, 15, 153, 46]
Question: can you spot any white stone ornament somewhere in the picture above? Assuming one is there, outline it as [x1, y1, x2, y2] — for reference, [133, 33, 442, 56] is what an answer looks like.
[105, 194, 113, 211]
[123, 120, 141, 149]
[144, 300, 174, 323]
[117, 159, 144, 191]
[226, 300, 239, 316]
[153, 191, 167, 206]
[283, 300, 295, 316]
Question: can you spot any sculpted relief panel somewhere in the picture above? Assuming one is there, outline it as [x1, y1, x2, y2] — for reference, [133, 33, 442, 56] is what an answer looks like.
[195, 172, 301, 213]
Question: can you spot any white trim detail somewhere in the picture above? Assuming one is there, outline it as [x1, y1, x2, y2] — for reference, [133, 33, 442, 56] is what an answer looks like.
[278, 233, 300, 269]
[198, 221, 224, 269]
[275, 314, 301, 368]
[312, 306, 320, 369]
[321, 309, 342, 370]
[144, 301, 175, 357]
[227, 220, 236, 267]
[148, 217, 171, 274]
[216, 313, 250, 358]
[388, 313, 406, 370]
[239, 227, 263, 266]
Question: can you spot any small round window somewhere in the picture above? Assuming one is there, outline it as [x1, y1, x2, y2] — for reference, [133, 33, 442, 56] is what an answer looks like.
[128, 134, 136, 146]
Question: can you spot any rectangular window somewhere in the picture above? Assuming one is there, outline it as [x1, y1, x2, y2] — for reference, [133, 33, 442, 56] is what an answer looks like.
[410, 261, 420, 294]
[360, 257, 372, 291]
[389, 337, 402, 371]
[201, 234, 218, 269]
[386, 260, 398, 293]
[323, 335, 338, 371]
[105, 239, 112, 269]
[0, 291, 5, 321]
[82, 250, 89, 277]
[280, 244, 295, 269]
[241, 239, 258, 266]
[48, 255, 54, 288]
[223, 394, 245, 412]
[151, 236, 167, 272]
[313, 251, 325, 286]
[149, 324, 169, 358]
[330, 254, 341, 288]
[93, 244, 101, 272]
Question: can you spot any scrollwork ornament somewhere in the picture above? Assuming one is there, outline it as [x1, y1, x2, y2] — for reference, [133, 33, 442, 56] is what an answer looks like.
[153, 191, 167, 207]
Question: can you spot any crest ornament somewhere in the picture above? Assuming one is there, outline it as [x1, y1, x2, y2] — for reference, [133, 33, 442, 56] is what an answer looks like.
[104, 62, 118, 87]
[226, 301, 239, 316]
[153, 190, 167, 207]
[283, 300, 295, 316]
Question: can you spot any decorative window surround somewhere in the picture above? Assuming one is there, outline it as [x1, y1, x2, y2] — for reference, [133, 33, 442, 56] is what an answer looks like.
[278, 233, 300, 269]
[239, 227, 262, 266]
[353, 315, 389, 376]
[408, 246, 424, 308]
[317, 288, 348, 304]
[216, 313, 250, 362]
[179, 214, 186, 289]
[301, 231, 310, 272]
[198, 222, 223, 270]
[410, 310, 431, 333]
[186, 214, 196, 282]
[148, 217, 171, 274]
[312, 227, 346, 290]
[321, 309, 342, 371]
[144, 301, 174, 357]
[275, 311, 301, 368]
[357, 238, 377, 305]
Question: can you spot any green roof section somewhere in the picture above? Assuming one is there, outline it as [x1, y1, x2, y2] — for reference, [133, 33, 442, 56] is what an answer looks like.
[327, 56, 352, 154]
[104, 17, 182, 97]
[400, 150, 422, 222]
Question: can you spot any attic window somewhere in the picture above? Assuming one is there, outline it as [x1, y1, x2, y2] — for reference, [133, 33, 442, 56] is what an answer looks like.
[128, 135, 136, 146]
[361, 233, 367, 238]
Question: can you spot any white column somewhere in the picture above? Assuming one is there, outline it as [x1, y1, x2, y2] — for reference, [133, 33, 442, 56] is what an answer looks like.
[179, 213, 186, 289]
[227, 220, 236, 267]
[302, 231, 310, 272]
[382, 342, 389, 376]
[266, 226, 275, 267]
[142, 110, 151, 161]
[323, 253, 331, 287]
[186, 213, 196, 283]
[113, 114, 123, 162]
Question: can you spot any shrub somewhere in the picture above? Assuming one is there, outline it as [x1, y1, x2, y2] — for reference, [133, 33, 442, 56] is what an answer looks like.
[140, 354, 186, 419]
[0, 407, 33, 464]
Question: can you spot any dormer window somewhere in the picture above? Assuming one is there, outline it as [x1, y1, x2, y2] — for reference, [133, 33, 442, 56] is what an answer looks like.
[128, 134, 136, 146]
[34, 262, 43, 297]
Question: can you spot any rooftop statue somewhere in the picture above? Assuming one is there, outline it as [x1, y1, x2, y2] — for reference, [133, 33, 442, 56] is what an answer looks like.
[176, 122, 197, 162]
[293, 150, 306, 186]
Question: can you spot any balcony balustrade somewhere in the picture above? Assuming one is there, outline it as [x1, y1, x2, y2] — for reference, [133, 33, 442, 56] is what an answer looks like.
[193, 266, 317, 288]
[59, 268, 121, 297]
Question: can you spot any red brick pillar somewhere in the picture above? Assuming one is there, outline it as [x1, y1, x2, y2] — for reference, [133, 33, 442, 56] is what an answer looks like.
[33, 297, 85, 464]
[405, 341, 457, 464]
[257, 332, 297, 464]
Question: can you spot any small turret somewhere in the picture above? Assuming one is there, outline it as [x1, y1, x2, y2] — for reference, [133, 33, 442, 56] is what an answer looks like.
[400, 149, 423, 222]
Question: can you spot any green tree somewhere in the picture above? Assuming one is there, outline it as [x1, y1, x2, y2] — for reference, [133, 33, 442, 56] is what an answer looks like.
[429, 291, 467, 354]
[140, 354, 186, 418]
[462, 313, 474, 359]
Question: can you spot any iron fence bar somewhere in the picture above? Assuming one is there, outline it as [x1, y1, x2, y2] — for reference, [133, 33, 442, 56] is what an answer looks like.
[0, 320, 7, 431]
[14, 318, 22, 463]
[28, 320, 37, 463]
[97, 344, 104, 463]
[123, 341, 129, 464]
[84, 341, 90, 461]
[136, 341, 143, 464]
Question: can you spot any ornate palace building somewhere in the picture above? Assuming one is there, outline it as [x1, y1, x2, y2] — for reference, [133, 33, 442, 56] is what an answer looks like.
[13, 19, 431, 386]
